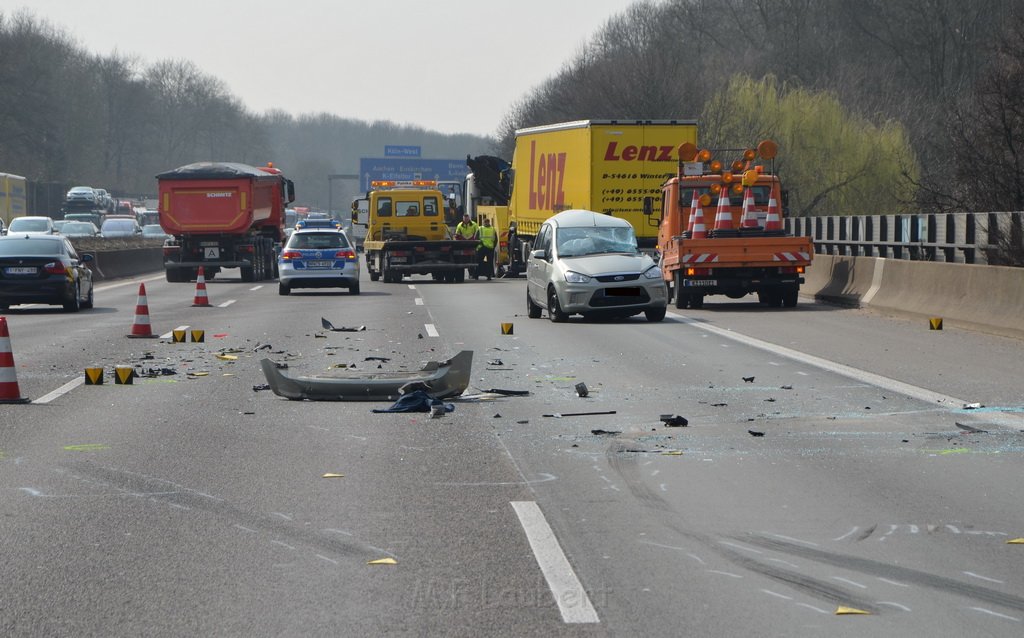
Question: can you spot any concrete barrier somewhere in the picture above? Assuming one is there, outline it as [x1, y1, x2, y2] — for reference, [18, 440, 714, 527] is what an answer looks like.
[804, 254, 1024, 338]
[86, 247, 164, 281]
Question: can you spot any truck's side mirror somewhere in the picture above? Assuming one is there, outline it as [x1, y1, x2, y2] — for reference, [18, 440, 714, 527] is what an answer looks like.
[285, 180, 296, 204]
[642, 196, 653, 216]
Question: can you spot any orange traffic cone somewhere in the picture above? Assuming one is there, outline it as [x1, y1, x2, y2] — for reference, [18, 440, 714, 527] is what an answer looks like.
[192, 266, 212, 307]
[689, 191, 707, 239]
[712, 188, 734, 233]
[740, 187, 759, 228]
[764, 194, 783, 232]
[127, 283, 157, 338]
[0, 317, 30, 403]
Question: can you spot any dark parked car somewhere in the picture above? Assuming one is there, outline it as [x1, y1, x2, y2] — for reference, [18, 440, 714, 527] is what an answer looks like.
[0, 235, 94, 311]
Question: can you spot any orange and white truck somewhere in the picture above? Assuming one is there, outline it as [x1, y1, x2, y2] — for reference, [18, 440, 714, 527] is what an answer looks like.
[157, 162, 295, 282]
[465, 120, 698, 275]
[654, 141, 813, 308]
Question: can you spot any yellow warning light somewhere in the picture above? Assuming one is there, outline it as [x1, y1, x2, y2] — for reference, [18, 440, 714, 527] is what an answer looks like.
[686, 267, 696, 276]
[742, 169, 759, 187]
[731, 160, 745, 172]
[731, 184, 743, 195]
[698, 193, 712, 207]
[709, 183, 722, 195]
[709, 160, 723, 173]
[757, 140, 778, 160]
[722, 171, 734, 184]
[697, 149, 712, 162]
[411, 180, 438, 187]
[796, 265, 805, 274]
[266, 162, 275, 168]
[743, 148, 756, 161]
[678, 142, 698, 162]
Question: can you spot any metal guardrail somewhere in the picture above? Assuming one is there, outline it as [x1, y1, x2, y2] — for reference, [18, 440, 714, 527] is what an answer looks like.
[784, 211, 1022, 265]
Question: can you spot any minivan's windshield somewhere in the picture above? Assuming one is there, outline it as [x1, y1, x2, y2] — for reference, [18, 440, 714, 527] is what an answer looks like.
[555, 226, 638, 257]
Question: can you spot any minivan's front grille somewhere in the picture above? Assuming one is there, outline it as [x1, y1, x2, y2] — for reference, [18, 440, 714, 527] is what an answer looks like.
[594, 273, 640, 283]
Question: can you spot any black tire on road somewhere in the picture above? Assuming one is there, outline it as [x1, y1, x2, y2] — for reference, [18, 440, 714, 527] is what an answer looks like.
[645, 306, 667, 322]
[527, 289, 542, 318]
[278, 282, 290, 296]
[674, 271, 688, 309]
[782, 286, 799, 308]
[63, 284, 81, 312]
[548, 287, 568, 322]
[689, 293, 704, 309]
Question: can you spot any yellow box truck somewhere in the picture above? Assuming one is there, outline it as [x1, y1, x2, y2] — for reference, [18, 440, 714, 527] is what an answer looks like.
[466, 119, 697, 275]
[0, 172, 28, 226]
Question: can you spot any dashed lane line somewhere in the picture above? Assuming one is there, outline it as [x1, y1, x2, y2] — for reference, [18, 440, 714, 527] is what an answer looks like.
[511, 501, 600, 624]
[424, 324, 439, 337]
[31, 377, 84, 405]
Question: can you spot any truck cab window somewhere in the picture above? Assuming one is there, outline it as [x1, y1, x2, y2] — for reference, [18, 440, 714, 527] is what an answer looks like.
[377, 198, 392, 216]
[423, 196, 439, 216]
[398, 202, 419, 216]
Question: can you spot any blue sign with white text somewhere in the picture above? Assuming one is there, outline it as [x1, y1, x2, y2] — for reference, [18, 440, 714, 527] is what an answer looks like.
[359, 158, 467, 191]
[384, 145, 422, 158]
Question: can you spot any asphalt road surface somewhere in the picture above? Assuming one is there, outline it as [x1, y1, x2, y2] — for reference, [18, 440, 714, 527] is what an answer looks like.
[1, 270, 1022, 637]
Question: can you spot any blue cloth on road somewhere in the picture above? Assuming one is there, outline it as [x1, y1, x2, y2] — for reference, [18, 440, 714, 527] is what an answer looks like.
[372, 390, 455, 413]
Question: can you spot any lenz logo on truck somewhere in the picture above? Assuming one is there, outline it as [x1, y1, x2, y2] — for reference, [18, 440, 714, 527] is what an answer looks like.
[603, 142, 675, 162]
[528, 141, 567, 211]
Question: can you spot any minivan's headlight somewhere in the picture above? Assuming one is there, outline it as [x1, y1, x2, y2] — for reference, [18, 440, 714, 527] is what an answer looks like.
[643, 266, 663, 279]
[564, 270, 591, 284]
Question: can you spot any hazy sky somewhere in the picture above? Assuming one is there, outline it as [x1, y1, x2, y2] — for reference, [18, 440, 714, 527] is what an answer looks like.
[10, 0, 641, 137]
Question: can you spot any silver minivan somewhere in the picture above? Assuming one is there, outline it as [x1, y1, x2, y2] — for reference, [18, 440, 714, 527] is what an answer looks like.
[526, 209, 668, 322]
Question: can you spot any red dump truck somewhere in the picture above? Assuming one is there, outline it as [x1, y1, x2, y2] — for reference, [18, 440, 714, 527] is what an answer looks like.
[655, 141, 813, 308]
[157, 162, 295, 282]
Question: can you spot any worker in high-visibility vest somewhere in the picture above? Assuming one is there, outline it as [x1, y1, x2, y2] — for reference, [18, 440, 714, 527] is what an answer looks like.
[476, 217, 498, 280]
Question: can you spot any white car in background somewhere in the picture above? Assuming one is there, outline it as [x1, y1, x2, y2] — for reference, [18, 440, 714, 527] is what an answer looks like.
[8, 216, 58, 236]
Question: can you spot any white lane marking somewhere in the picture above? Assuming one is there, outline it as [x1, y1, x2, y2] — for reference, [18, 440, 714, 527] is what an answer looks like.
[32, 377, 84, 404]
[964, 571, 1005, 584]
[831, 576, 868, 589]
[249, 285, 263, 291]
[234, 525, 257, 534]
[424, 324, 439, 337]
[270, 540, 296, 550]
[764, 533, 819, 547]
[218, 299, 236, 308]
[706, 570, 742, 579]
[511, 501, 599, 624]
[161, 325, 190, 340]
[768, 558, 801, 569]
[946, 525, 961, 534]
[761, 589, 793, 601]
[877, 601, 912, 612]
[720, 541, 763, 554]
[795, 602, 829, 614]
[970, 607, 1021, 622]
[315, 554, 339, 565]
[667, 312, 969, 408]
[415, 298, 424, 305]
[19, 488, 45, 497]
[408, 285, 416, 289]
[833, 527, 860, 542]
[878, 577, 909, 588]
